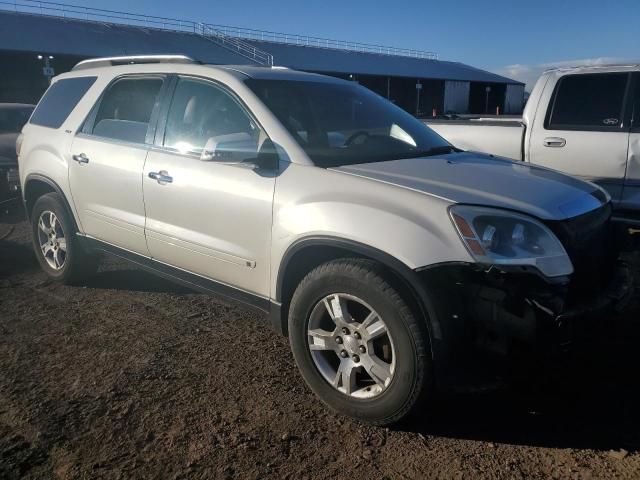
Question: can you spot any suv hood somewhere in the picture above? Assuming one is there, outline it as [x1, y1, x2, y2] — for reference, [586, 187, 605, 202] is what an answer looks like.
[332, 152, 606, 220]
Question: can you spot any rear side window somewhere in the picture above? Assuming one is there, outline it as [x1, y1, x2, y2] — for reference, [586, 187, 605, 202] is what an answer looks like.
[546, 73, 628, 130]
[88, 77, 163, 144]
[30, 76, 96, 129]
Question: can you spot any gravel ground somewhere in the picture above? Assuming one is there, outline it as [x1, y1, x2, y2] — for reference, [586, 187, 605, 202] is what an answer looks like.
[1, 210, 640, 479]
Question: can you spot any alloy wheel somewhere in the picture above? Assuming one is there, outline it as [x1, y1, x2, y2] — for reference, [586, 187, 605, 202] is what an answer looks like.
[36, 210, 67, 270]
[307, 293, 396, 399]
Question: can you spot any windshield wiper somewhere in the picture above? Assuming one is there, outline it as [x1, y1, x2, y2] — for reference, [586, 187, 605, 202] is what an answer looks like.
[411, 145, 460, 158]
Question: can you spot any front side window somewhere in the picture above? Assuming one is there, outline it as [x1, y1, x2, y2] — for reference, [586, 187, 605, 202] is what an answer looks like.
[89, 77, 163, 144]
[30, 76, 96, 129]
[246, 78, 452, 167]
[163, 77, 263, 162]
[547, 73, 628, 130]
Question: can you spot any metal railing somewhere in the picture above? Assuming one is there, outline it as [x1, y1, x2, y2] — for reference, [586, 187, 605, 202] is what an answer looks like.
[0, 0, 438, 62]
[0, 0, 200, 32]
[208, 24, 438, 60]
[199, 23, 273, 67]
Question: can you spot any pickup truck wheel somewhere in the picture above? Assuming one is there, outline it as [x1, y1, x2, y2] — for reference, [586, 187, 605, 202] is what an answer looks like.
[288, 259, 432, 426]
[31, 193, 98, 284]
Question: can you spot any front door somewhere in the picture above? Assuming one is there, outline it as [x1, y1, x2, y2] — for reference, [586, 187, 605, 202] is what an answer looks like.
[623, 73, 640, 212]
[143, 76, 276, 297]
[529, 72, 631, 205]
[69, 75, 165, 254]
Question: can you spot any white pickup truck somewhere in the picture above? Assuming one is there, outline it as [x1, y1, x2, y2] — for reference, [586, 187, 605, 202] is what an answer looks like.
[427, 64, 640, 231]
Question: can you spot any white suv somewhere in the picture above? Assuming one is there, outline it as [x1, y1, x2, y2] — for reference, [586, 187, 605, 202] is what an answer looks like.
[18, 56, 630, 425]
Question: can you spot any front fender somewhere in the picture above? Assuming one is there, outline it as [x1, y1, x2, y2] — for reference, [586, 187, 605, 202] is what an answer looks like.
[270, 163, 473, 298]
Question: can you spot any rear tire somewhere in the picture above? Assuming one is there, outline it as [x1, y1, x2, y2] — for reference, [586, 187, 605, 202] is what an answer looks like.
[288, 258, 432, 426]
[31, 193, 99, 284]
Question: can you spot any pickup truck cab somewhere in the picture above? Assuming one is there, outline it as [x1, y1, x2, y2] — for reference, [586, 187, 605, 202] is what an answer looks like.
[18, 56, 631, 426]
[427, 64, 640, 230]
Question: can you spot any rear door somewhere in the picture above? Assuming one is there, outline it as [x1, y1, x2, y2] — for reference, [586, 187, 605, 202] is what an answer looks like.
[69, 75, 166, 254]
[623, 73, 640, 213]
[529, 72, 631, 205]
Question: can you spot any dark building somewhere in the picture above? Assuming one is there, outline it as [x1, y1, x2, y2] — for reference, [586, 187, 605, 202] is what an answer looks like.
[0, 3, 524, 115]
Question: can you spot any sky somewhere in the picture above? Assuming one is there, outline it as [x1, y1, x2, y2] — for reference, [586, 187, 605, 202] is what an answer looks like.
[77, 0, 640, 90]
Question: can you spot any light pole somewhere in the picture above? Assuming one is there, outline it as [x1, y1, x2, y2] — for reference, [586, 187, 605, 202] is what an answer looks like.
[37, 54, 55, 84]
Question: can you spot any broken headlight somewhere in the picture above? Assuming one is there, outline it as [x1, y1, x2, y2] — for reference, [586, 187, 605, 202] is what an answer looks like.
[449, 205, 573, 277]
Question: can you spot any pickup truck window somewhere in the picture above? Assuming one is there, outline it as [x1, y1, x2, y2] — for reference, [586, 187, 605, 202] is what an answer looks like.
[246, 79, 451, 167]
[89, 77, 163, 144]
[30, 76, 96, 129]
[546, 73, 628, 131]
[163, 77, 262, 160]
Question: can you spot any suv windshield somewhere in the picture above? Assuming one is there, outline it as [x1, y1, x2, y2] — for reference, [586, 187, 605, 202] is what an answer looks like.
[246, 79, 453, 167]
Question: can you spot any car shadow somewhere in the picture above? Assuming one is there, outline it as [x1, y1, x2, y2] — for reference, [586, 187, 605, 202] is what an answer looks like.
[401, 310, 640, 452]
[84, 268, 195, 294]
[0, 240, 39, 278]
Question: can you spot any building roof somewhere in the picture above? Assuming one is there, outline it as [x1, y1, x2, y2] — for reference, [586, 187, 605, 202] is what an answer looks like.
[250, 41, 521, 84]
[0, 11, 523, 85]
[0, 11, 250, 64]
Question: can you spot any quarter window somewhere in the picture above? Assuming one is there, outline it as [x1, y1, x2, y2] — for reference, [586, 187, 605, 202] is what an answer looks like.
[30, 76, 96, 129]
[163, 78, 262, 162]
[547, 73, 628, 130]
[89, 77, 163, 144]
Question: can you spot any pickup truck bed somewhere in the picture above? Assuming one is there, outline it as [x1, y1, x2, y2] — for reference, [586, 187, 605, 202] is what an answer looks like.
[426, 119, 524, 160]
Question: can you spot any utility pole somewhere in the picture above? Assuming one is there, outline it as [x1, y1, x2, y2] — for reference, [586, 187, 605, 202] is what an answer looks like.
[485, 85, 491, 114]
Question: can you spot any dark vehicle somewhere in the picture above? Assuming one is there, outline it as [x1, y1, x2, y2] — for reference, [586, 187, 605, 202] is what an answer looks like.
[0, 103, 34, 200]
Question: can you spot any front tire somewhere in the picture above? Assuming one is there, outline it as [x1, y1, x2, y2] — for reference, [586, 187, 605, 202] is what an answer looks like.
[288, 259, 432, 426]
[31, 193, 98, 284]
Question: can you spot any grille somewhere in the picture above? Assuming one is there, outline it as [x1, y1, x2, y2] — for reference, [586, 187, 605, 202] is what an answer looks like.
[545, 202, 614, 291]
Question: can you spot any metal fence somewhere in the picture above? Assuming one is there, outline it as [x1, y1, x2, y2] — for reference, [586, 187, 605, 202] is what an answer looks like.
[207, 24, 438, 60]
[0, 0, 438, 61]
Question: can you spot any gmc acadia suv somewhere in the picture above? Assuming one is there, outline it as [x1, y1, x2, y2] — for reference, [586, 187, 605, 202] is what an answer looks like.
[18, 55, 631, 425]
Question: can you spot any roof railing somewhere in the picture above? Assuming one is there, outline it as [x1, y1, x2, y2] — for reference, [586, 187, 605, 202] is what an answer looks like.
[0, 0, 438, 61]
[72, 55, 198, 71]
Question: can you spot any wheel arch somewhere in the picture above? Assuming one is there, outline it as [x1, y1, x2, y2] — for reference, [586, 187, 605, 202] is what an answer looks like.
[273, 236, 442, 350]
[23, 174, 79, 232]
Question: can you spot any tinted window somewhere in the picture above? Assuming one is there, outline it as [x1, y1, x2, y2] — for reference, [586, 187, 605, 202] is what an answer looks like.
[633, 76, 640, 130]
[163, 78, 262, 161]
[90, 77, 163, 144]
[0, 105, 34, 133]
[246, 79, 451, 167]
[547, 73, 628, 129]
[30, 77, 96, 129]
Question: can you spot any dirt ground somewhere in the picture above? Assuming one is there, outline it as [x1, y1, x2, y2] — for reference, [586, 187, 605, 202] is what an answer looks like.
[1, 208, 640, 479]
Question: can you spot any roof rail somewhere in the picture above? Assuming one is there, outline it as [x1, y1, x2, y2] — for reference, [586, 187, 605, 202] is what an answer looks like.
[72, 55, 198, 71]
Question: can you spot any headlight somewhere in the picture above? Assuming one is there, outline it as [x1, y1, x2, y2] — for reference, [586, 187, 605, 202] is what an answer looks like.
[449, 205, 573, 277]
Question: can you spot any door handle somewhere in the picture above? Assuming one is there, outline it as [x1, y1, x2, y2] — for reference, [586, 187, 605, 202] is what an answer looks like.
[543, 137, 566, 148]
[148, 170, 173, 184]
[72, 153, 89, 164]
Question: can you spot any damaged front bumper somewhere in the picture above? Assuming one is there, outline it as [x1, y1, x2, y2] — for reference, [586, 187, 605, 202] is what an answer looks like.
[419, 260, 634, 391]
